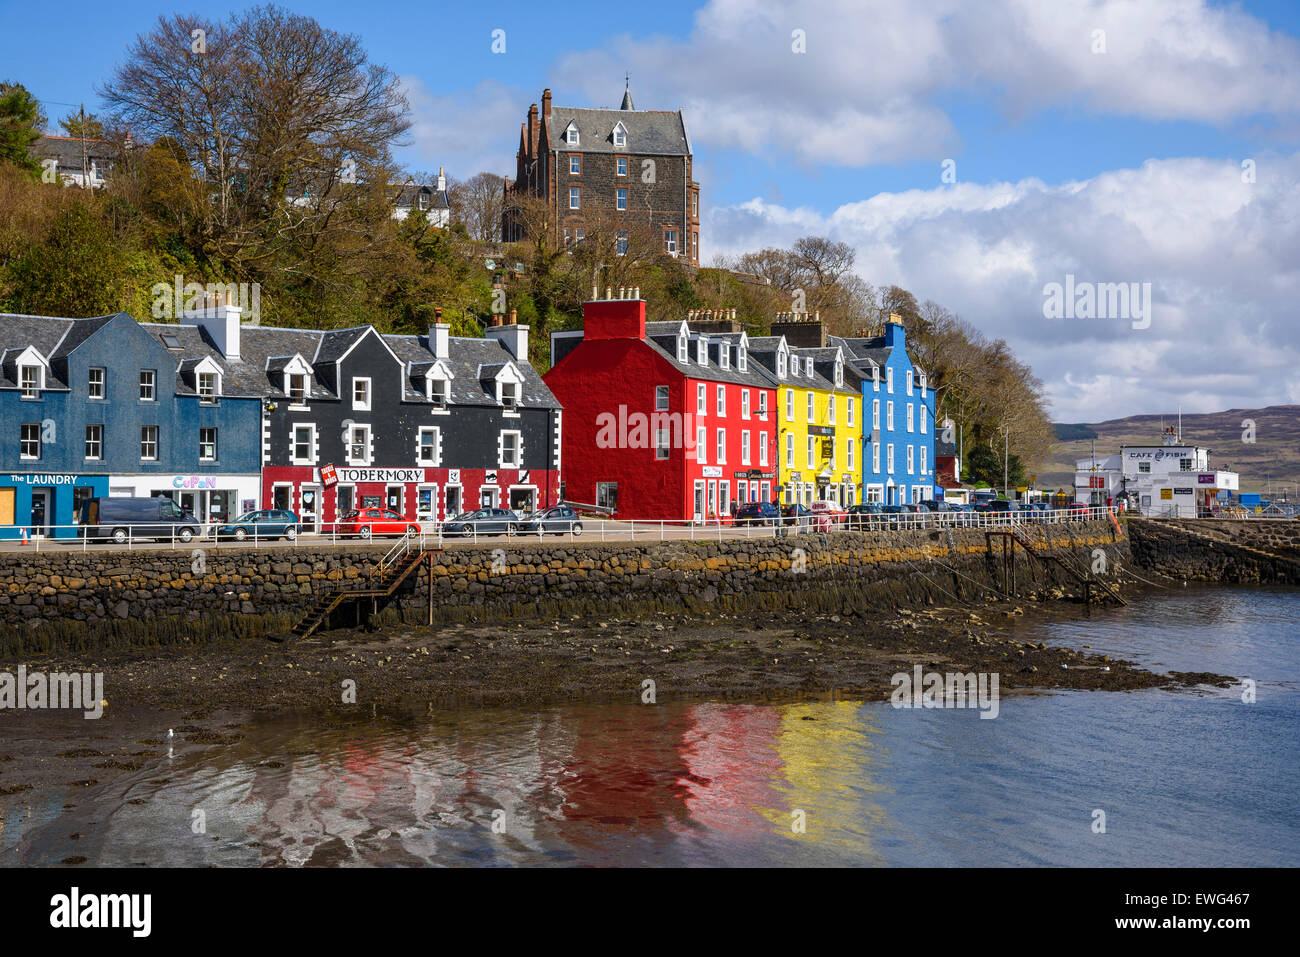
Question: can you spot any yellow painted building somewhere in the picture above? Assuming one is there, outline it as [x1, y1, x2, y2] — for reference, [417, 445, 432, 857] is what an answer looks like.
[750, 336, 862, 506]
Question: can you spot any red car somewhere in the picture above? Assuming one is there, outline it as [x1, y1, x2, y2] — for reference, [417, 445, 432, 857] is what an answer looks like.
[338, 508, 421, 539]
[807, 501, 849, 528]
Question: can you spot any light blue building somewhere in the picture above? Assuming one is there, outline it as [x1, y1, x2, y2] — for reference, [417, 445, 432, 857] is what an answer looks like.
[831, 315, 936, 505]
[0, 309, 263, 538]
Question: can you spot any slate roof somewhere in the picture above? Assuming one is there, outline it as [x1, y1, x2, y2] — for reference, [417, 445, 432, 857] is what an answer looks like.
[386, 334, 560, 409]
[394, 183, 449, 211]
[30, 135, 116, 173]
[548, 107, 690, 156]
[640, 321, 774, 389]
[1, 311, 561, 410]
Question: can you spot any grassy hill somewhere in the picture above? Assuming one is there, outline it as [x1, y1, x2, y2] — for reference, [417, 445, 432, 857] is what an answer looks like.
[1041, 405, 1300, 496]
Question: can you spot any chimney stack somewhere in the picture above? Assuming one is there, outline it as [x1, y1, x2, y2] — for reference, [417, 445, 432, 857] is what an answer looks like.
[429, 321, 450, 359]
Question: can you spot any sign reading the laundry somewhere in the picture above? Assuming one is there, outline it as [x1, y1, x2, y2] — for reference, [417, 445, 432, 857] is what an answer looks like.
[5, 474, 79, 485]
[333, 468, 426, 484]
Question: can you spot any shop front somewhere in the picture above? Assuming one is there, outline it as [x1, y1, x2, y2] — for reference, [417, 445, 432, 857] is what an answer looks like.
[262, 465, 558, 532]
[0, 472, 109, 540]
[107, 473, 262, 531]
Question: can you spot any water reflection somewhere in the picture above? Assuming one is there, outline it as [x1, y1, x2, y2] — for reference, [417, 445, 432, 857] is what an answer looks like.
[1, 586, 1296, 866]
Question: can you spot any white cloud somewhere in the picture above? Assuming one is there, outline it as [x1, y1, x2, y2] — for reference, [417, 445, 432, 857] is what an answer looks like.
[551, 0, 1300, 166]
[400, 76, 523, 178]
[704, 153, 1300, 421]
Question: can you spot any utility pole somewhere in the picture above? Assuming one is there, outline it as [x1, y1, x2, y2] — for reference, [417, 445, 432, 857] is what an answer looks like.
[1001, 425, 1009, 499]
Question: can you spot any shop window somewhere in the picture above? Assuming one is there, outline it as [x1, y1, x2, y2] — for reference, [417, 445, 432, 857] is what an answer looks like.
[272, 486, 291, 511]
[596, 482, 618, 512]
[336, 486, 355, 517]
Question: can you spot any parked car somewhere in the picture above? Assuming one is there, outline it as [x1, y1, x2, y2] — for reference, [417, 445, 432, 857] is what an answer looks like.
[215, 509, 301, 542]
[1064, 502, 1090, 519]
[879, 504, 907, 527]
[808, 501, 848, 526]
[516, 505, 583, 536]
[846, 503, 884, 530]
[780, 503, 817, 528]
[440, 508, 520, 537]
[735, 501, 781, 525]
[338, 508, 421, 539]
[79, 496, 203, 544]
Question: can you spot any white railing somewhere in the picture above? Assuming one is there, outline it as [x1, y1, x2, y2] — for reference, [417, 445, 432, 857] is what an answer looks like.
[0, 505, 1123, 552]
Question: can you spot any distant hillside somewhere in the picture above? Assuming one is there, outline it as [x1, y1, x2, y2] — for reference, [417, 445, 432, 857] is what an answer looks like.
[1040, 405, 1300, 495]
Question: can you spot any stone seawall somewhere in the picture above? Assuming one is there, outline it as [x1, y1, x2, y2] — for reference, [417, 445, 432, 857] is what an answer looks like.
[1127, 518, 1300, 584]
[1, 520, 1126, 654]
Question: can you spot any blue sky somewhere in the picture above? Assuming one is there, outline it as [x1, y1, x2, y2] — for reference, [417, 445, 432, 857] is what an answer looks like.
[2, 0, 1299, 422]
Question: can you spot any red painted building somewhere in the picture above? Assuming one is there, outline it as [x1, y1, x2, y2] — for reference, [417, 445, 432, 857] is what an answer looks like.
[545, 293, 777, 521]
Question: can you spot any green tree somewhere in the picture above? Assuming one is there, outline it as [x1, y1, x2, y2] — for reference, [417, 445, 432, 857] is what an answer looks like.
[963, 443, 1026, 492]
[0, 81, 45, 177]
[5, 203, 126, 315]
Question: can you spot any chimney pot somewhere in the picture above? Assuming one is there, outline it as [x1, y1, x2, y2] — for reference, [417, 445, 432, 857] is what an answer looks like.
[634, 286, 640, 299]
[605, 286, 612, 300]
[509, 308, 517, 324]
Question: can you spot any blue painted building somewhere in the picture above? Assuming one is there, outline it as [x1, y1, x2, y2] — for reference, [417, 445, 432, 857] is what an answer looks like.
[0, 309, 262, 538]
[831, 315, 936, 505]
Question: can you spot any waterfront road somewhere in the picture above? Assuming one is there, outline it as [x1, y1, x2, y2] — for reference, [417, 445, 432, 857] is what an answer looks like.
[0, 509, 1121, 553]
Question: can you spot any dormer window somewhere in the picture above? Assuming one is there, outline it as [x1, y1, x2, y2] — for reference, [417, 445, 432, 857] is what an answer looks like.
[834, 360, 843, 387]
[287, 373, 308, 403]
[19, 364, 41, 398]
[738, 343, 747, 373]
[677, 333, 688, 363]
[778, 351, 788, 377]
[502, 382, 519, 408]
[906, 370, 914, 395]
[612, 122, 627, 148]
[564, 122, 579, 146]
[429, 377, 449, 407]
[872, 366, 880, 392]
[198, 371, 220, 403]
[919, 372, 927, 393]
[805, 357, 813, 376]
[719, 344, 730, 369]
[696, 337, 708, 366]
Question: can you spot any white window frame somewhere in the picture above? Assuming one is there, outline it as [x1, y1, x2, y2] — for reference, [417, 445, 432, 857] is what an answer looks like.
[696, 383, 707, 416]
[569, 154, 580, 174]
[696, 426, 707, 463]
[785, 433, 794, 468]
[716, 429, 726, 465]
[199, 426, 217, 462]
[828, 399, 836, 426]
[906, 370, 913, 396]
[655, 385, 670, 411]
[19, 365, 41, 399]
[872, 441, 880, 473]
[352, 377, 371, 411]
[887, 444, 895, 473]
[847, 397, 855, 427]
[741, 430, 751, 465]
[417, 426, 442, 466]
[139, 369, 156, 401]
[612, 122, 626, 147]
[84, 424, 103, 461]
[887, 401, 894, 431]
[785, 389, 793, 421]
[758, 392, 767, 419]
[907, 404, 914, 432]
[806, 392, 814, 422]
[921, 405, 928, 434]
[140, 425, 159, 461]
[741, 390, 750, 419]
[807, 436, 816, 469]
[20, 422, 40, 459]
[499, 429, 523, 468]
[696, 337, 707, 366]
[678, 334, 689, 363]
[565, 123, 579, 146]
[716, 385, 725, 417]
[88, 367, 105, 399]
[759, 433, 768, 466]
[616, 156, 628, 176]
[616, 187, 627, 211]
[347, 424, 371, 466]
[886, 367, 894, 394]
[908, 445, 915, 475]
[291, 424, 316, 465]
[569, 186, 580, 209]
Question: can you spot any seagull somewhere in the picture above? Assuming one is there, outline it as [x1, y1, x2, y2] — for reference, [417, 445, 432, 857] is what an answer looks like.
[166, 729, 174, 739]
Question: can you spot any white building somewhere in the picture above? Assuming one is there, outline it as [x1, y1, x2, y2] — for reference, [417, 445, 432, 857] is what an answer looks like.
[1074, 427, 1238, 517]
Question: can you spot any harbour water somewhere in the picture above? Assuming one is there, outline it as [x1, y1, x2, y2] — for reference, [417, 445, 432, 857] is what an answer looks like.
[2, 585, 1296, 866]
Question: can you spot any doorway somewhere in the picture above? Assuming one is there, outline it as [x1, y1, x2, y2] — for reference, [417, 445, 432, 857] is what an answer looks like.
[693, 480, 706, 522]
[30, 488, 52, 536]
[445, 486, 462, 520]
[386, 485, 403, 515]
[300, 484, 321, 532]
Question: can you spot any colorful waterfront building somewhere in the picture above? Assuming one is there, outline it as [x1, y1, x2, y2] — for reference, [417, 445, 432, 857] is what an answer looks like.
[546, 293, 778, 521]
[0, 309, 262, 538]
[831, 314, 935, 505]
[747, 317, 862, 506]
[252, 315, 562, 528]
